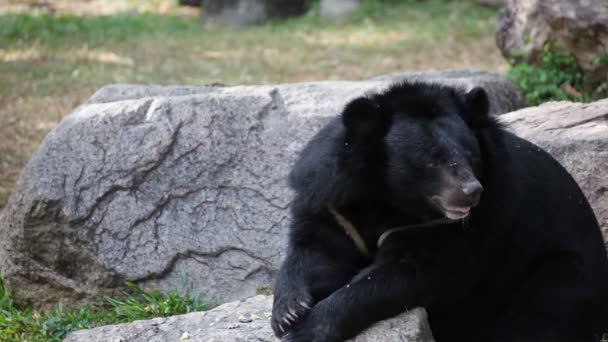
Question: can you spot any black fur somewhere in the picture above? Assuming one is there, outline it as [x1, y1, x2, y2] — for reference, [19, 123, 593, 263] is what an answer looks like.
[272, 82, 608, 342]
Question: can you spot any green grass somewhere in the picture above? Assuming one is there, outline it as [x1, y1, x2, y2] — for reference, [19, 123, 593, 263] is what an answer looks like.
[0, 0, 502, 96]
[0, 275, 214, 342]
[255, 285, 273, 296]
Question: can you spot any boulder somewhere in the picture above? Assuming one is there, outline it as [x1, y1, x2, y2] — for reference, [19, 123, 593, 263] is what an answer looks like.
[320, 0, 361, 20]
[201, 0, 309, 27]
[0, 70, 523, 309]
[502, 99, 608, 246]
[63, 295, 434, 342]
[496, 0, 608, 79]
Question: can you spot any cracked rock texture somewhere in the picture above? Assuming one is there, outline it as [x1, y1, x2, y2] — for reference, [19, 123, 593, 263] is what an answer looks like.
[0, 70, 523, 308]
[503, 98, 608, 247]
[64, 295, 434, 342]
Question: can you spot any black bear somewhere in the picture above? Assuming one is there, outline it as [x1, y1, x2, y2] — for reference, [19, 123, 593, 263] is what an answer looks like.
[271, 82, 608, 342]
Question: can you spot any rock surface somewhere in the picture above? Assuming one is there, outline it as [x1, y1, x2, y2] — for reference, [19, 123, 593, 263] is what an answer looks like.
[64, 295, 434, 342]
[496, 0, 608, 79]
[503, 99, 608, 245]
[201, 0, 309, 27]
[0, 70, 523, 309]
[320, 0, 361, 20]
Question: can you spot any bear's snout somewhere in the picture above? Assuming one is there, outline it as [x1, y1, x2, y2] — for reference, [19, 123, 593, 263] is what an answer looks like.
[461, 180, 483, 207]
[430, 173, 483, 220]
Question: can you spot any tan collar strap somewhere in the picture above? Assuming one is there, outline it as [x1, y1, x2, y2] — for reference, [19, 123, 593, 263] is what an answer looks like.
[328, 206, 453, 257]
[376, 218, 453, 247]
[328, 207, 372, 258]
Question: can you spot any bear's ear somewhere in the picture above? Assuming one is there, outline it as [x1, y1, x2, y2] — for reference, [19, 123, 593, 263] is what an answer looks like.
[460, 87, 490, 126]
[342, 97, 389, 138]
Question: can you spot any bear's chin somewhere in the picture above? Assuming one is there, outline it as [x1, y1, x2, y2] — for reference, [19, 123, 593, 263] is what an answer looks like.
[428, 196, 472, 220]
[443, 209, 470, 220]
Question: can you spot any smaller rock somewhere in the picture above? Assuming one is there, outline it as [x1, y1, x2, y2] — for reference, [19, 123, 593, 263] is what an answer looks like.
[64, 295, 435, 342]
[502, 99, 608, 248]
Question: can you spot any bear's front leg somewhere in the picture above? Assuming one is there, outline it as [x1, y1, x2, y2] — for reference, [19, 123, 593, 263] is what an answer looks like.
[282, 231, 481, 342]
[272, 243, 362, 337]
[280, 261, 420, 342]
[271, 250, 315, 337]
[272, 214, 371, 338]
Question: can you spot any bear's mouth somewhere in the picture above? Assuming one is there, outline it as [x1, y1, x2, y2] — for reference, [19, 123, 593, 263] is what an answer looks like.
[430, 196, 472, 220]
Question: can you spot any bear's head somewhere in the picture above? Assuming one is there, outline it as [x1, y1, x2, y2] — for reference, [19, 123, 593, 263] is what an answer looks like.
[290, 82, 496, 221]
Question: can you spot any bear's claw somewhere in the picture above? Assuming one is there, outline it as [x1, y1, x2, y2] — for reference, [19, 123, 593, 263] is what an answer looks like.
[271, 291, 314, 337]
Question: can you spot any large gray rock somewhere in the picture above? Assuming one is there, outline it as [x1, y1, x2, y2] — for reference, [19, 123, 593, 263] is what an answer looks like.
[0, 70, 523, 309]
[496, 0, 608, 80]
[503, 99, 608, 246]
[201, 0, 309, 27]
[64, 295, 434, 342]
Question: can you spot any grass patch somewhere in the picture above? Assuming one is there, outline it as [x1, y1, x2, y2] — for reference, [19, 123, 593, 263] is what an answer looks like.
[0, 275, 213, 342]
[255, 285, 273, 296]
[0, 0, 505, 210]
[0, 13, 196, 46]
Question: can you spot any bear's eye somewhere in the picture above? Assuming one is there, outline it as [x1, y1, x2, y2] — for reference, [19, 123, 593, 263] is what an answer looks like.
[426, 153, 444, 168]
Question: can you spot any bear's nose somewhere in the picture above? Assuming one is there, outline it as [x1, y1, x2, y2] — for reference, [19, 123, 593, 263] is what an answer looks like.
[462, 181, 483, 206]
